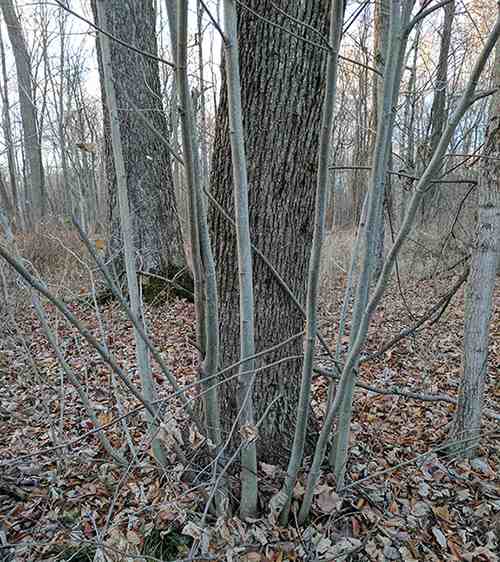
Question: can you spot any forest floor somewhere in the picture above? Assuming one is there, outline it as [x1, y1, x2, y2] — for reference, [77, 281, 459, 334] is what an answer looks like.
[0, 254, 499, 561]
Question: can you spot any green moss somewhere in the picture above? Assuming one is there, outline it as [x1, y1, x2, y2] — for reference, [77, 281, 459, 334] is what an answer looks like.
[141, 265, 194, 304]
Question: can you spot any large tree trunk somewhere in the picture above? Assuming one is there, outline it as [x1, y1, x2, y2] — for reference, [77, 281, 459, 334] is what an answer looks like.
[1, 0, 46, 221]
[448, 40, 500, 458]
[91, 0, 186, 277]
[209, 0, 330, 464]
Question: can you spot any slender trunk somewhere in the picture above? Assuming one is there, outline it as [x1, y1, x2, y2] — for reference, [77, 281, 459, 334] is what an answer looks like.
[400, 24, 421, 222]
[276, 0, 344, 525]
[371, 0, 390, 276]
[330, 0, 402, 491]
[300, 10, 500, 521]
[0, 172, 13, 218]
[57, 13, 71, 222]
[221, 0, 259, 518]
[175, 0, 224, 514]
[197, 1, 210, 191]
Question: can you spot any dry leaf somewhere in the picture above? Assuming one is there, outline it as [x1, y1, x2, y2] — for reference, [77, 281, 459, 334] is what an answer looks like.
[182, 521, 203, 540]
[239, 423, 258, 443]
[126, 530, 142, 546]
[432, 526, 447, 549]
[316, 487, 341, 514]
[431, 505, 452, 523]
[244, 552, 262, 562]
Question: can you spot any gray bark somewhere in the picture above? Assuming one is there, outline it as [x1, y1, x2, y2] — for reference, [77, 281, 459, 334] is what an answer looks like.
[96, 0, 167, 467]
[449, 38, 500, 457]
[371, 0, 390, 276]
[0, 171, 12, 218]
[222, 0, 259, 519]
[300, 2, 500, 515]
[91, 0, 185, 276]
[175, 0, 224, 513]
[421, 0, 455, 221]
[209, 0, 330, 464]
[330, 0, 402, 492]
[0, 23, 18, 223]
[0, 0, 46, 220]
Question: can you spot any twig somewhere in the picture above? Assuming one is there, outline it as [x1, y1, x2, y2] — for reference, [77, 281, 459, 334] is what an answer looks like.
[407, 0, 454, 33]
[361, 268, 468, 362]
[51, 0, 176, 68]
[0, 243, 158, 421]
[340, 429, 499, 492]
[138, 269, 194, 300]
[314, 367, 500, 421]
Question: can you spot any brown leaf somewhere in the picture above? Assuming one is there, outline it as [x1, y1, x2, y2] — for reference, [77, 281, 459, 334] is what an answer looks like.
[316, 487, 341, 514]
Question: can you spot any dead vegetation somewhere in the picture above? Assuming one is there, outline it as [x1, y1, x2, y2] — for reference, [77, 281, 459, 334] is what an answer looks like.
[0, 225, 498, 561]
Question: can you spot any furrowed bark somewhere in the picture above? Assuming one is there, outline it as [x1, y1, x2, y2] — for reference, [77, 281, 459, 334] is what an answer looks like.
[91, 0, 186, 277]
[96, 0, 167, 468]
[279, 0, 344, 525]
[209, 0, 330, 466]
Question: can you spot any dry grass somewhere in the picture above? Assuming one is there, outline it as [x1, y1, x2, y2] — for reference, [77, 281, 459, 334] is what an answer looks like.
[1, 220, 101, 305]
[320, 218, 471, 292]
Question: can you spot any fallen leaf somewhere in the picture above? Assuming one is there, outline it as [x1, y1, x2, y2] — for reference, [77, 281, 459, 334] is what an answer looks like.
[432, 526, 447, 549]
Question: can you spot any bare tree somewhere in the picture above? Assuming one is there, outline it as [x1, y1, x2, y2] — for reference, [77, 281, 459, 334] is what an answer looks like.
[299, 5, 500, 521]
[174, 0, 225, 515]
[421, 0, 455, 221]
[371, 0, 390, 275]
[0, 0, 46, 221]
[0, 22, 19, 225]
[280, 0, 344, 525]
[91, 0, 187, 278]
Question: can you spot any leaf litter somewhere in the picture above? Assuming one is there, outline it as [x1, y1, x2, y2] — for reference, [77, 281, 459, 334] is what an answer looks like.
[0, 272, 498, 561]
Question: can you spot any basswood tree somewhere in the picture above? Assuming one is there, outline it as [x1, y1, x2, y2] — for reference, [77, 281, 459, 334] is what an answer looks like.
[91, 0, 186, 277]
[209, 0, 331, 463]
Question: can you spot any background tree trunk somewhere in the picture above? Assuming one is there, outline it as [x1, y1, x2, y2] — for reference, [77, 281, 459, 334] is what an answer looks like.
[1, 0, 46, 221]
[210, 0, 330, 464]
[0, 22, 19, 225]
[371, 0, 390, 278]
[91, 0, 186, 277]
[420, 0, 455, 222]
